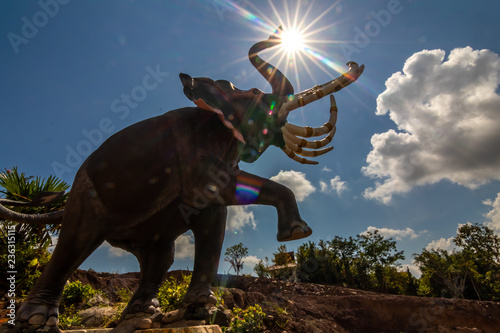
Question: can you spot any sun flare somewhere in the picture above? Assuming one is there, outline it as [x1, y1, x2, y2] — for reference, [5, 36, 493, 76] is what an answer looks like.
[280, 28, 305, 55]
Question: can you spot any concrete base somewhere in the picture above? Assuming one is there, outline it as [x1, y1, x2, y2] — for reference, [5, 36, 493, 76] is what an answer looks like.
[65, 326, 222, 333]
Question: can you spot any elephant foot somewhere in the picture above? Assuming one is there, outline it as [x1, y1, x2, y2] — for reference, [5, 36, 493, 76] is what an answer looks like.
[12, 302, 60, 333]
[113, 298, 163, 333]
[182, 286, 217, 306]
[122, 297, 161, 316]
[277, 220, 312, 242]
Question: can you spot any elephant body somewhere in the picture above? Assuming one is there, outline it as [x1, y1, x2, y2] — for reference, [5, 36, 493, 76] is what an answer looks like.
[14, 105, 311, 328]
[3, 29, 363, 330]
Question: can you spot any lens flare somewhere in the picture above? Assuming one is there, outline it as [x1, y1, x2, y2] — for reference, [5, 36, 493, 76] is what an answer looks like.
[223, 0, 347, 85]
[235, 175, 264, 204]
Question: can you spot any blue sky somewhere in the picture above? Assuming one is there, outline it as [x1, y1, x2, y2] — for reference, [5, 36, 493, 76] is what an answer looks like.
[2, 0, 500, 277]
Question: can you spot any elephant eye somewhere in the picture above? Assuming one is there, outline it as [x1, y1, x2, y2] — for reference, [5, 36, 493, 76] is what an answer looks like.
[252, 88, 261, 95]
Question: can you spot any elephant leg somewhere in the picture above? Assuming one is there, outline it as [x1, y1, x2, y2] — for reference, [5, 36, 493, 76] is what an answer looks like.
[16, 171, 107, 330]
[185, 167, 310, 242]
[123, 240, 175, 315]
[252, 173, 312, 242]
[182, 207, 226, 306]
[16, 219, 105, 329]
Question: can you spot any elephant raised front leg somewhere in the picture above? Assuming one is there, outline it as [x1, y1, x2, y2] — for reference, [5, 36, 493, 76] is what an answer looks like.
[185, 164, 311, 243]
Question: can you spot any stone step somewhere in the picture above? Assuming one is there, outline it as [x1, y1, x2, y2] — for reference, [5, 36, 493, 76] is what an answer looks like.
[64, 326, 222, 333]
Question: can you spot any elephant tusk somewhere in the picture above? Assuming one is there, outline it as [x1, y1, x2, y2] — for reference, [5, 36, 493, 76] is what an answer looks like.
[280, 95, 339, 164]
[281, 147, 319, 165]
[283, 126, 336, 149]
[278, 61, 364, 118]
[283, 94, 338, 138]
[284, 138, 334, 157]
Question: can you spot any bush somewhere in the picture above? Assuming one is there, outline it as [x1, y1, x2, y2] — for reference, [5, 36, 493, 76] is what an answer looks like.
[58, 305, 82, 330]
[226, 304, 266, 333]
[61, 281, 99, 310]
[157, 273, 192, 312]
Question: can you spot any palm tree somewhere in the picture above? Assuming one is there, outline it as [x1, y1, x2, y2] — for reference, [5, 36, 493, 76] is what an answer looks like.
[0, 166, 69, 247]
[0, 167, 69, 294]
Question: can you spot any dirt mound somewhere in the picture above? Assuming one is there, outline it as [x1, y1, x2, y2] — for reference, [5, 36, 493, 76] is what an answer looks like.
[70, 270, 499, 333]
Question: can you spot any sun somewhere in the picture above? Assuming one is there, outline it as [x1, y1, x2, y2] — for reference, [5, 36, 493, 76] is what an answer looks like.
[279, 27, 305, 55]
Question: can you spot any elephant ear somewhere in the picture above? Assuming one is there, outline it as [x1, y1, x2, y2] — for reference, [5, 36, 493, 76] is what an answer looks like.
[180, 73, 245, 143]
[192, 98, 245, 143]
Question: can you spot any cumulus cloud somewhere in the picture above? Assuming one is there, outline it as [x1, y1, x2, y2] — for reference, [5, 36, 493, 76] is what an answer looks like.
[362, 226, 422, 241]
[270, 170, 316, 202]
[100, 241, 131, 258]
[175, 232, 195, 260]
[483, 192, 500, 234]
[425, 236, 457, 253]
[319, 175, 348, 196]
[399, 261, 422, 278]
[243, 255, 261, 269]
[227, 206, 257, 232]
[363, 47, 500, 203]
[322, 166, 332, 172]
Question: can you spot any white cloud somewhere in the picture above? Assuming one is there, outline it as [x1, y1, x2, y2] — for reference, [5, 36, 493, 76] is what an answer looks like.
[483, 192, 500, 234]
[425, 236, 457, 253]
[100, 241, 131, 258]
[270, 170, 316, 202]
[175, 232, 195, 260]
[362, 226, 422, 241]
[226, 206, 257, 232]
[399, 261, 422, 278]
[243, 255, 261, 269]
[322, 166, 332, 172]
[363, 47, 500, 203]
[320, 176, 348, 196]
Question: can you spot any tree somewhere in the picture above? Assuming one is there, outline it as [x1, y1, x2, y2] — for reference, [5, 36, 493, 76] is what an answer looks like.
[0, 167, 69, 246]
[357, 230, 405, 292]
[224, 242, 248, 276]
[414, 224, 500, 301]
[0, 167, 69, 295]
[253, 257, 270, 278]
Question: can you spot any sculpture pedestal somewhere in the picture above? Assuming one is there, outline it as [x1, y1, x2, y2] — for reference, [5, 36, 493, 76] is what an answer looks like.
[138, 326, 222, 333]
[65, 326, 222, 333]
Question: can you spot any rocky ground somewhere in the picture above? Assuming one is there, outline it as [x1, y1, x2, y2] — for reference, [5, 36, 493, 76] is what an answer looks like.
[2, 269, 500, 333]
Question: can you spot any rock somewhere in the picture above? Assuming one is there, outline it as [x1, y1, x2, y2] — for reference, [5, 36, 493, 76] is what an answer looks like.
[183, 304, 209, 321]
[208, 308, 233, 327]
[162, 309, 185, 324]
[136, 318, 152, 330]
[79, 306, 117, 328]
[88, 294, 111, 307]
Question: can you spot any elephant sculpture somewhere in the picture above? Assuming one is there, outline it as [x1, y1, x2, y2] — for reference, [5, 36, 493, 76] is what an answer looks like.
[1, 28, 363, 330]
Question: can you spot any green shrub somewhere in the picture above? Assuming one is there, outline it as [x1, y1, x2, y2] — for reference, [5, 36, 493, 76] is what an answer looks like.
[226, 304, 266, 333]
[157, 274, 192, 312]
[116, 287, 132, 303]
[61, 281, 98, 309]
[58, 305, 82, 330]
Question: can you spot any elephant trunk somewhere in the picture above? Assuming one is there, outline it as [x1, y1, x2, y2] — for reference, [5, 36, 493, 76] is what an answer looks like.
[248, 29, 294, 96]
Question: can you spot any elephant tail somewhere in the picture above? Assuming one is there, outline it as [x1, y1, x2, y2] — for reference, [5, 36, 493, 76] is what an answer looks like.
[0, 191, 65, 225]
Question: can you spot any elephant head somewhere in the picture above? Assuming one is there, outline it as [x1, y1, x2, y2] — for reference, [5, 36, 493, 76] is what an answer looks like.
[180, 27, 364, 164]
